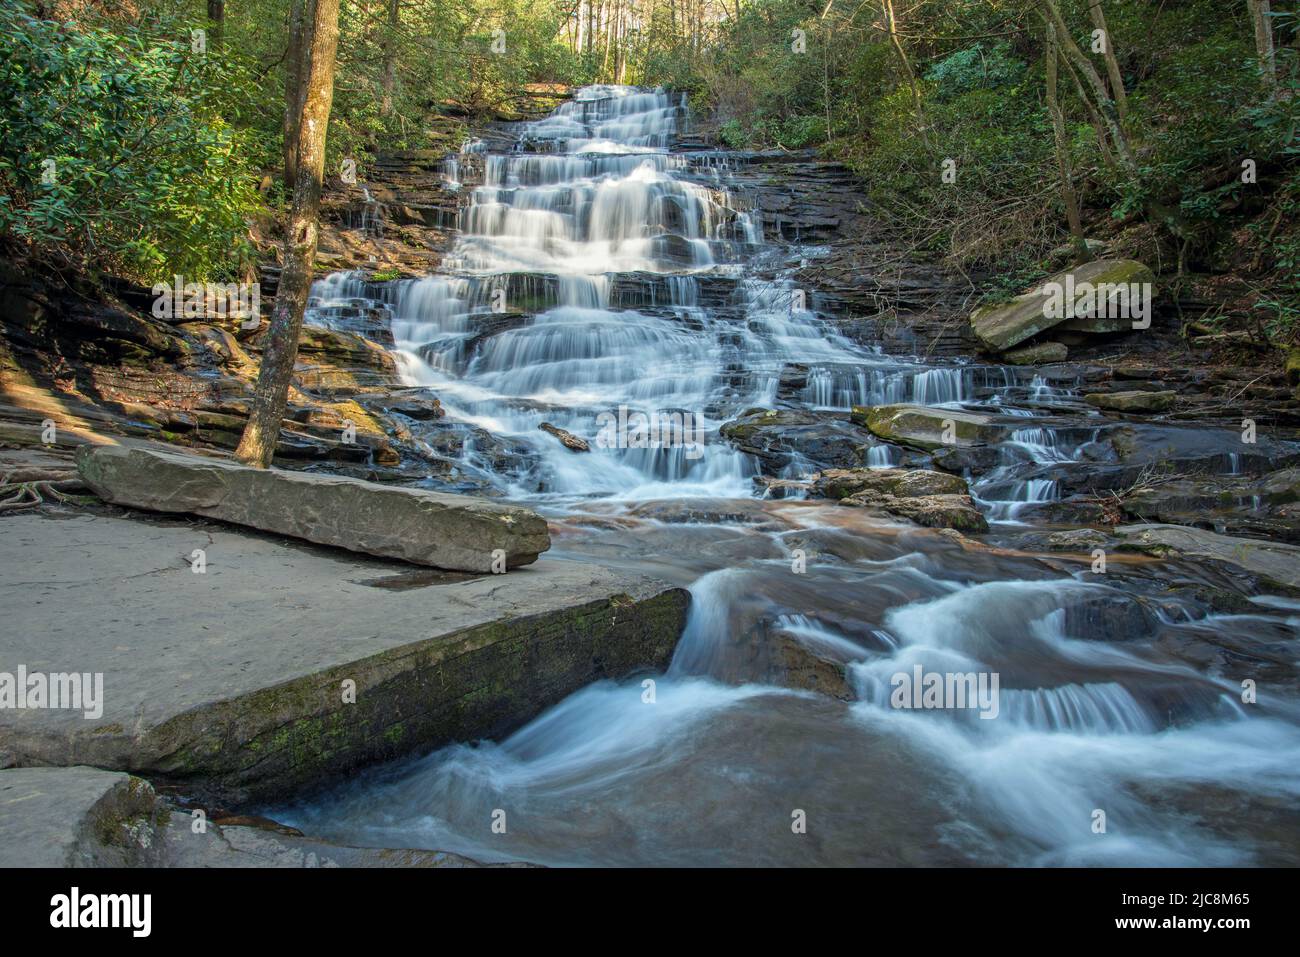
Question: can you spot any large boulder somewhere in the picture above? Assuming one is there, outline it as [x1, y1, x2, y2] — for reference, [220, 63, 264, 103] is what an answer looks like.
[811, 467, 988, 532]
[720, 408, 898, 474]
[813, 466, 969, 500]
[970, 259, 1155, 352]
[76, 445, 549, 571]
[1002, 341, 1068, 365]
[852, 404, 1002, 451]
[0, 510, 685, 807]
[1084, 390, 1176, 413]
[1116, 523, 1300, 589]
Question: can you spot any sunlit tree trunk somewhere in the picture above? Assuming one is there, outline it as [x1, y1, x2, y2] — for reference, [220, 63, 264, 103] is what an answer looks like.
[283, 0, 311, 185]
[613, 0, 624, 82]
[1038, 0, 1136, 178]
[1060, 51, 1117, 170]
[881, 0, 927, 146]
[238, 0, 340, 468]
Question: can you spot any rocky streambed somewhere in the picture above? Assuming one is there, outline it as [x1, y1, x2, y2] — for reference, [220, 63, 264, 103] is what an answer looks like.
[3, 85, 1300, 866]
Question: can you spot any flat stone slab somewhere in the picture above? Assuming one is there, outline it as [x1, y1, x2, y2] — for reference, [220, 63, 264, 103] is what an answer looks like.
[0, 767, 509, 867]
[0, 766, 155, 867]
[852, 404, 1003, 451]
[0, 511, 689, 804]
[1084, 390, 1176, 413]
[1116, 523, 1300, 589]
[970, 259, 1155, 351]
[77, 445, 549, 572]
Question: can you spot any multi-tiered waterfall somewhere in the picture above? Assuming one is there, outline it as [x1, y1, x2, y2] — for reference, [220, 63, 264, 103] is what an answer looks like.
[310, 86, 1030, 501]
[278, 87, 1300, 868]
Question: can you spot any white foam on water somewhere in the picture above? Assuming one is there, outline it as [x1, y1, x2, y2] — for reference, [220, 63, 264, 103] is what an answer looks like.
[282, 87, 1300, 867]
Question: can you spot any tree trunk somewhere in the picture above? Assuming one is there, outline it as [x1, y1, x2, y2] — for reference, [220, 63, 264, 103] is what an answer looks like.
[207, 0, 225, 46]
[1247, 0, 1278, 88]
[380, 0, 399, 115]
[1060, 51, 1117, 170]
[1087, 1, 1127, 119]
[1046, 21, 1089, 263]
[237, 0, 341, 468]
[283, 0, 312, 186]
[1039, 0, 1136, 179]
[881, 0, 928, 146]
[613, 0, 624, 82]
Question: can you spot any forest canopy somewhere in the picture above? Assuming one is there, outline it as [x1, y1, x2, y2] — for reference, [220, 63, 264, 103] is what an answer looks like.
[0, 0, 1296, 334]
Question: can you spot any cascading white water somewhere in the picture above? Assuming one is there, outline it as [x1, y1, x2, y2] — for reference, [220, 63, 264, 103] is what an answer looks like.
[280, 86, 1300, 868]
[305, 86, 1016, 498]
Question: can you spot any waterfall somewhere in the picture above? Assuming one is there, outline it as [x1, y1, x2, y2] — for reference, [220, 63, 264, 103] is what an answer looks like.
[303, 86, 1035, 499]
[276, 87, 1300, 868]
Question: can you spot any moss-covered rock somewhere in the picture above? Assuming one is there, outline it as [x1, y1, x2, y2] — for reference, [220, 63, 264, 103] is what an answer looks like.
[1002, 340, 1068, 365]
[971, 259, 1155, 351]
[811, 467, 988, 532]
[813, 466, 969, 500]
[1084, 390, 1176, 413]
[852, 404, 1002, 451]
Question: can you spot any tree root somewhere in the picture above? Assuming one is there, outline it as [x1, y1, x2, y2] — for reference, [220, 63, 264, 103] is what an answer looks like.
[0, 468, 76, 484]
[0, 478, 95, 514]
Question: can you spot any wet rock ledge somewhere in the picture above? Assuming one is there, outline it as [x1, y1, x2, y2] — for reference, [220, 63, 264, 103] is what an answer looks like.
[77, 445, 549, 572]
[0, 766, 506, 866]
[0, 508, 689, 807]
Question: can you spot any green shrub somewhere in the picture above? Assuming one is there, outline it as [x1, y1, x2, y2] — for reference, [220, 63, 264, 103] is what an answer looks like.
[0, 2, 263, 284]
[925, 43, 1027, 101]
[719, 119, 748, 149]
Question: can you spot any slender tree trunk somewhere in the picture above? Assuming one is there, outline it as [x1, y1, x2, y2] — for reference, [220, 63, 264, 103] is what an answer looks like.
[1039, 0, 1136, 178]
[237, 0, 341, 468]
[283, 0, 311, 185]
[1046, 21, 1089, 263]
[1087, 0, 1127, 119]
[207, 0, 225, 46]
[1061, 51, 1117, 170]
[380, 0, 399, 115]
[1247, 0, 1278, 89]
[602, 0, 613, 78]
[881, 0, 928, 146]
[613, 0, 624, 82]
[823, 25, 832, 144]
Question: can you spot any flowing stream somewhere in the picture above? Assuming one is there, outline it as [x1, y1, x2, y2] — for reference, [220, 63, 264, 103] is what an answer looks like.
[274, 86, 1300, 866]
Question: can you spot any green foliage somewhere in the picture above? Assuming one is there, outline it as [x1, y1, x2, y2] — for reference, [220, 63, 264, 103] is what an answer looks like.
[685, 0, 1300, 287]
[978, 261, 1052, 307]
[322, 0, 588, 175]
[1118, 28, 1287, 234]
[718, 119, 747, 149]
[832, 79, 1055, 267]
[0, 1, 262, 283]
[924, 43, 1027, 101]
[3, 0, 1297, 323]
[1249, 170, 1300, 340]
